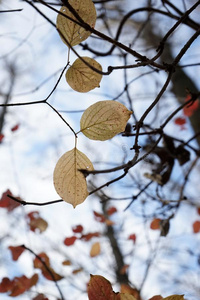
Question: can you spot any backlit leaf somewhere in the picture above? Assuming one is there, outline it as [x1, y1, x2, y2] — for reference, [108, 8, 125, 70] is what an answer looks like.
[149, 296, 163, 300]
[80, 101, 132, 141]
[88, 275, 116, 300]
[90, 242, 101, 257]
[66, 57, 102, 92]
[56, 0, 96, 47]
[53, 147, 94, 208]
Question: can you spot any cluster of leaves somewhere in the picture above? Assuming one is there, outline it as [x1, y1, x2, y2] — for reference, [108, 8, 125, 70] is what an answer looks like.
[54, 0, 132, 208]
[87, 275, 185, 300]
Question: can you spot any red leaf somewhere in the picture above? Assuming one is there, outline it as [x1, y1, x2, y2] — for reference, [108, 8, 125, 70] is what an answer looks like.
[0, 277, 12, 293]
[81, 232, 100, 241]
[11, 124, 20, 132]
[0, 133, 4, 143]
[64, 236, 77, 246]
[150, 218, 161, 230]
[128, 234, 136, 243]
[34, 253, 50, 269]
[33, 253, 63, 282]
[183, 95, 199, 117]
[88, 275, 116, 300]
[0, 274, 38, 297]
[107, 206, 117, 216]
[174, 117, 186, 126]
[72, 225, 83, 233]
[9, 245, 25, 261]
[193, 220, 200, 233]
[93, 211, 106, 223]
[0, 189, 21, 212]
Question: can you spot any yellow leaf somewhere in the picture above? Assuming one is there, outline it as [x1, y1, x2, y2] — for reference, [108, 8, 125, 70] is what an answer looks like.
[56, 0, 96, 47]
[66, 57, 102, 93]
[90, 242, 101, 257]
[119, 294, 137, 300]
[53, 148, 94, 208]
[80, 100, 132, 140]
[162, 296, 185, 300]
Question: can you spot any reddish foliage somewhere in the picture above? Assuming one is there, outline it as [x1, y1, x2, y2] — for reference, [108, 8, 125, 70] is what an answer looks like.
[93, 211, 106, 223]
[150, 218, 161, 230]
[88, 275, 116, 300]
[27, 211, 48, 233]
[0, 133, 4, 143]
[9, 245, 25, 261]
[80, 232, 100, 241]
[72, 225, 83, 233]
[0, 189, 21, 212]
[107, 206, 117, 216]
[0, 274, 38, 297]
[183, 95, 199, 117]
[192, 220, 200, 233]
[64, 236, 77, 246]
[11, 124, 20, 132]
[174, 117, 186, 129]
[34, 252, 50, 269]
[0, 278, 13, 293]
[33, 252, 63, 282]
[128, 234, 136, 243]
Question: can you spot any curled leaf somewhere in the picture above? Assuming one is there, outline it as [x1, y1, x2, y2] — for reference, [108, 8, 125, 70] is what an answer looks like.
[53, 147, 94, 208]
[80, 101, 132, 140]
[56, 0, 96, 47]
[66, 57, 102, 93]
